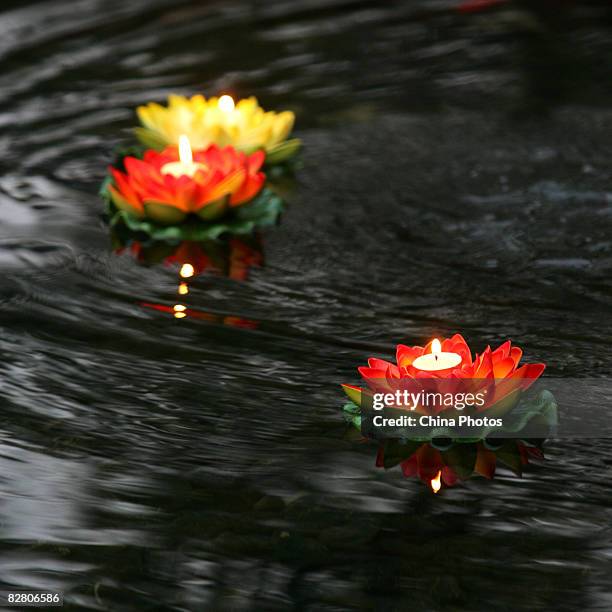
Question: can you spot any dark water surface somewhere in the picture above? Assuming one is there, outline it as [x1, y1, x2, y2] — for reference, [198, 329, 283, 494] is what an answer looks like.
[1, 0, 612, 610]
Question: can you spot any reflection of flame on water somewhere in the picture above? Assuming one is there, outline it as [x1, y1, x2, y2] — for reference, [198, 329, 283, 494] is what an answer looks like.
[431, 470, 442, 494]
[142, 302, 259, 329]
[173, 304, 187, 319]
[114, 235, 263, 282]
[180, 263, 195, 278]
[377, 440, 547, 492]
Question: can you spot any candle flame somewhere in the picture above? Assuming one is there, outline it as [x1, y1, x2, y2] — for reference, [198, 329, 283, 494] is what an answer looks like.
[431, 470, 442, 494]
[178, 135, 193, 164]
[431, 338, 441, 355]
[219, 95, 235, 113]
[179, 263, 195, 278]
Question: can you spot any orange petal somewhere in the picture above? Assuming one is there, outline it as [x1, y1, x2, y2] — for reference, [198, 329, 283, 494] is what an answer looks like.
[444, 334, 473, 366]
[492, 340, 511, 360]
[108, 184, 143, 217]
[513, 363, 546, 390]
[230, 172, 265, 206]
[203, 169, 246, 206]
[510, 346, 523, 368]
[493, 356, 516, 378]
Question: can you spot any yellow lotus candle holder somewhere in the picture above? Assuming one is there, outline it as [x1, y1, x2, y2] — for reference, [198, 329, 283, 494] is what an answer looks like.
[135, 94, 301, 166]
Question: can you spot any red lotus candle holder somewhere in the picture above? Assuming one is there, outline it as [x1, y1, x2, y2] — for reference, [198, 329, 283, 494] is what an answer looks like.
[342, 334, 549, 424]
[342, 334, 557, 492]
[101, 137, 283, 241]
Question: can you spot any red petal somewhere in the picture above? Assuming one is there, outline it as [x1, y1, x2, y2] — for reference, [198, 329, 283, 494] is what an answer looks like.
[230, 172, 265, 206]
[510, 346, 523, 368]
[357, 366, 388, 379]
[248, 149, 266, 173]
[396, 344, 424, 367]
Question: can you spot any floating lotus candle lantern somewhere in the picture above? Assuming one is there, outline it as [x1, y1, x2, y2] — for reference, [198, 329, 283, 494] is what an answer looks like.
[343, 334, 548, 417]
[342, 334, 556, 492]
[135, 94, 301, 165]
[103, 135, 283, 240]
[108, 136, 264, 223]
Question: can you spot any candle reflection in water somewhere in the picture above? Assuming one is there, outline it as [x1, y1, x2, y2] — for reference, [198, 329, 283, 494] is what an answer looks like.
[430, 470, 442, 494]
[112, 229, 263, 327]
[375, 439, 546, 494]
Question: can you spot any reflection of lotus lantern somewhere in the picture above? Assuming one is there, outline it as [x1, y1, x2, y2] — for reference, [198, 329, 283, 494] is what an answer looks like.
[113, 232, 263, 328]
[114, 233, 263, 284]
[165, 237, 263, 283]
[377, 439, 545, 493]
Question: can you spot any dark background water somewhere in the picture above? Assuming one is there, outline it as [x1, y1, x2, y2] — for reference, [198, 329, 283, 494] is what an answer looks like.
[1, 0, 612, 610]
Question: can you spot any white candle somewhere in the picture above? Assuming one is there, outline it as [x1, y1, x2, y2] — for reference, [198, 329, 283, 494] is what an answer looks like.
[218, 94, 235, 114]
[412, 338, 462, 372]
[218, 94, 239, 126]
[161, 135, 206, 178]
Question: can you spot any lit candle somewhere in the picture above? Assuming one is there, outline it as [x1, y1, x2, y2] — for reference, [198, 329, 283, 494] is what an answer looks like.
[218, 94, 235, 114]
[161, 135, 206, 178]
[218, 94, 240, 127]
[412, 338, 462, 372]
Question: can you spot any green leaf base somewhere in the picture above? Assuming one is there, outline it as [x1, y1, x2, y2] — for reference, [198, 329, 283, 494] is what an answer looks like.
[102, 187, 283, 242]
